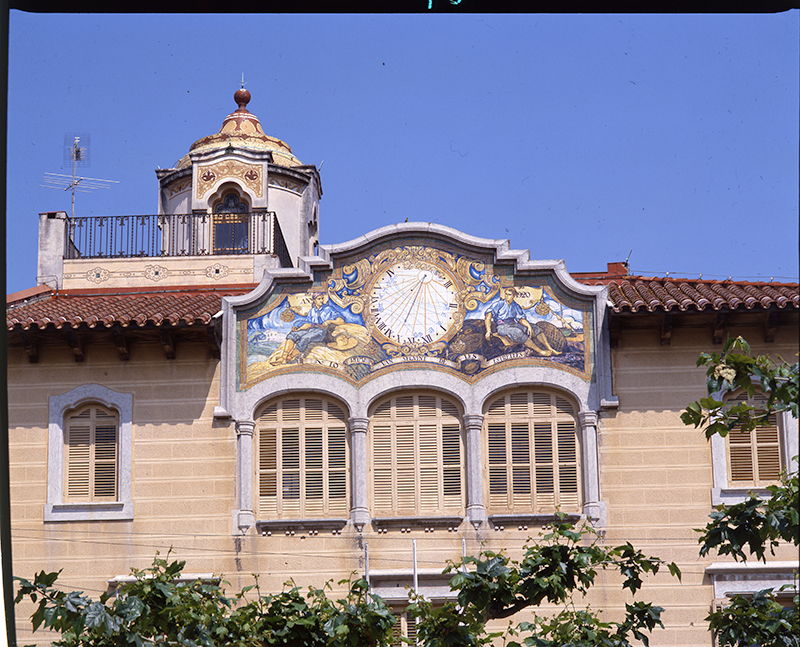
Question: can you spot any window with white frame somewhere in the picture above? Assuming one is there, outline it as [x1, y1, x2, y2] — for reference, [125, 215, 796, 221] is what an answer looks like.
[369, 393, 464, 517]
[256, 396, 349, 519]
[484, 390, 581, 514]
[710, 390, 798, 506]
[46, 384, 133, 522]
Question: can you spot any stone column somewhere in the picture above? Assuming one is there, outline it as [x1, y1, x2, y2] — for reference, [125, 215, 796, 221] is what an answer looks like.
[234, 420, 255, 534]
[578, 411, 606, 526]
[463, 414, 486, 529]
[349, 417, 370, 531]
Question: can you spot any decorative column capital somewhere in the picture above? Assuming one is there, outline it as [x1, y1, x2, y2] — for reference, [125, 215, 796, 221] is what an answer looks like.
[236, 420, 255, 437]
[579, 411, 598, 428]
[348, 417, 370, 434]
[462, 414, 484, 430]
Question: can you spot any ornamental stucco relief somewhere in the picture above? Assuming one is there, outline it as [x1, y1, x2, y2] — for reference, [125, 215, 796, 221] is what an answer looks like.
[166, 177, 191, 197]
[196, 161, 263, 199]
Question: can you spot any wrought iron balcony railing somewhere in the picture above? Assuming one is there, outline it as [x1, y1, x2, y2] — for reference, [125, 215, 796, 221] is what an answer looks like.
[64, 212, 292, 268]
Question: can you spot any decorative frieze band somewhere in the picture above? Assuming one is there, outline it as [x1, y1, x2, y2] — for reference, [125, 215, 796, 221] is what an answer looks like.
[65, 263, 245, 284]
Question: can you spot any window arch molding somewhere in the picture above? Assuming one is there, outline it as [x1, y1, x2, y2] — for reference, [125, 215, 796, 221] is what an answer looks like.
[232, 383, 358, 534]
[226, 367, 606, 531]
[46, 384, 133, 522]
[207, 183, 252, 255]
[206, 181, 254, 212]
[473, 371, 605, 526]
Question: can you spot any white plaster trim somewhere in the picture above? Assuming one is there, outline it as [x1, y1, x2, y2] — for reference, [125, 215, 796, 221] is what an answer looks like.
[45, 384, 133, 522]
[320, 222, 605, 298]
[706, 561, 799, 599]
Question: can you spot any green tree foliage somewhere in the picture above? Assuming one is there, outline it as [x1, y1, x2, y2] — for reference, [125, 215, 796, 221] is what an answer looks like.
[14, 552, 395, 647]
[407, 515, 680, 647]
[707, 589, 798, 647]
[18, 520, 679, 647]
[681, 336, 799, 647]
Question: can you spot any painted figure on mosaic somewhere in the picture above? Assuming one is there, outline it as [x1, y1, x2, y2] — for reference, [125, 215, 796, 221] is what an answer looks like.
[246, 291, 383, 382]
[270, 292, 345, 365]
[484, 287, 562, 356]
[448, 284, 587, 373]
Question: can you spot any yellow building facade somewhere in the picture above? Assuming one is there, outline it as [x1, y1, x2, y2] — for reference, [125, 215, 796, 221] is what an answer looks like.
[7, 89, 799, 646]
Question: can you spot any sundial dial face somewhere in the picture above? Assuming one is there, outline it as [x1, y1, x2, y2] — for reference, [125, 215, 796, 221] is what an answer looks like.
[367, 261, 461, 346]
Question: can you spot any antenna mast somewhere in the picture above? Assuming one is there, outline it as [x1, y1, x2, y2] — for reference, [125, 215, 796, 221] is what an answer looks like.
[42, 134, 118, 219]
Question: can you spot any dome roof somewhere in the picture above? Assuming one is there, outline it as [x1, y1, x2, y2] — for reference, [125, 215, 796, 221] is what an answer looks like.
[175, 88, 303, 169]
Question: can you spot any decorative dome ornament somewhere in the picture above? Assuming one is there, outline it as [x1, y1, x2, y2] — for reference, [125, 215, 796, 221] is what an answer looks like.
[177, 87, 303, 168]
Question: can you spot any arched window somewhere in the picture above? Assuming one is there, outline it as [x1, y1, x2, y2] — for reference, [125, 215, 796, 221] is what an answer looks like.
[64, 404, 119, 502]
[484, 390, 581, 513]
[256, 396, 349, 519]
[369, 392, 464, 517]
[213, 190, 249, 254]
[726, 391, 781, 487]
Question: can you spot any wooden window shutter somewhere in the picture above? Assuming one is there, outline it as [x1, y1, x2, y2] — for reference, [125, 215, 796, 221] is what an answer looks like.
[727, 392, 782, 487]
[391, 612, 417, 646]
[484, 391, 580, 514]
[65, 405, 118, 501]
[257, 396, 349, 519]
[369, 393, 464, 516]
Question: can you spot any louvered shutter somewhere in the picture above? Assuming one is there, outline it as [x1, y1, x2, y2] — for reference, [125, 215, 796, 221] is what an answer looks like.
[727, 392, 781, 486]
[65, 405, 118, 501]
[257, 397, 349, 518]
[66, 410, 92, 499]
[484, 391, 580, 513]
[93, 409, 118, 499]
[369, 393, 464, 516]
[391, 613, 417, 646]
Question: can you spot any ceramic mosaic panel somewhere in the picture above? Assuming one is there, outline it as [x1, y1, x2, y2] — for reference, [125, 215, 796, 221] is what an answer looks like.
[238, 245, 592, 388]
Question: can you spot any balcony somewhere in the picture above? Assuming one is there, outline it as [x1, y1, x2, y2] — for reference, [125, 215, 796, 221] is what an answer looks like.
[41, 211, 293, 291]
[64, 212, 291, 268]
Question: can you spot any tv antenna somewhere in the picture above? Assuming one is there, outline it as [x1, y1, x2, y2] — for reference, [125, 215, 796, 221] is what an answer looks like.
[41, 134, 118, 219]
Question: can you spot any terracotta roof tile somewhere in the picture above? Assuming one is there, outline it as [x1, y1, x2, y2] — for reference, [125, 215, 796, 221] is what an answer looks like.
[596, 277, 800, 313]
[6, 286, 254, 332]
[7, 277, 798, 330]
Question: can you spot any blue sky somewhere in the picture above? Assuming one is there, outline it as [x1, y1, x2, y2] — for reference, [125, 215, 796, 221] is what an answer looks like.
[6, 12, 799, 295]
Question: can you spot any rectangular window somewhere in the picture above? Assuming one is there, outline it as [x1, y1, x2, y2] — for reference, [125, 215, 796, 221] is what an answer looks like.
[65, 406, 119, 502]
[727, 393, 782, 487]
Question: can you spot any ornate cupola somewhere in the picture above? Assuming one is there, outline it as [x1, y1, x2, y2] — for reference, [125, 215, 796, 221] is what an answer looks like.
[155, 87, 322, 268]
